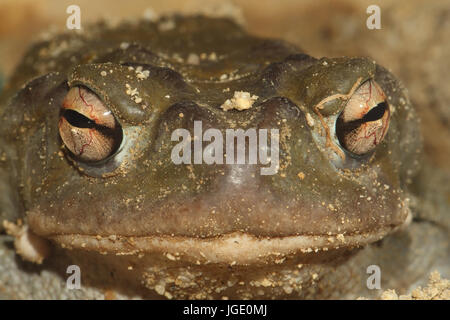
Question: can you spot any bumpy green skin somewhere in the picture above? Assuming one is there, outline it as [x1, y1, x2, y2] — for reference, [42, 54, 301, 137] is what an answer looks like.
[1, 16, 443, 299]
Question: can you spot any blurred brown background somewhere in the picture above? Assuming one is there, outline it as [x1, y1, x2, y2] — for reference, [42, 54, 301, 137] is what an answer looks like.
[1, 0, 449, 165]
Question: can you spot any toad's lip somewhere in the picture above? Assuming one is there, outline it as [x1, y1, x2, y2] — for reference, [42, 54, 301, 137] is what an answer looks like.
[28, 178, 412, 241]
[50, 214, 410, 265]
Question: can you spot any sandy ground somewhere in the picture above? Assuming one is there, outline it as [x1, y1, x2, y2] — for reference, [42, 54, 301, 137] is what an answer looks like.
[0, 0, 448, 299]
[378, 271, 449, 300]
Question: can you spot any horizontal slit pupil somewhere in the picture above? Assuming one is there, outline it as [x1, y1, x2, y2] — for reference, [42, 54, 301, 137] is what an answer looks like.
[63, 109, 95, 128]
[363, 102, 387, 122]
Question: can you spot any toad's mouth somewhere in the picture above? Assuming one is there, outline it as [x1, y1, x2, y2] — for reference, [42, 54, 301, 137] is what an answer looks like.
[27, 175, 413, 264]
[50, 215, 410, 265]
[27, 185, 413, 264]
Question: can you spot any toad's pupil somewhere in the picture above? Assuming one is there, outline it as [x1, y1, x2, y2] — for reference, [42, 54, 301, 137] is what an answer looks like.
[362, 102, 388, 122]
[62, 109, 96, 129]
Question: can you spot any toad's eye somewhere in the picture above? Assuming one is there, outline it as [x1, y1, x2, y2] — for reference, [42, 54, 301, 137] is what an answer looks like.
[336, 80, 390, 156]
[58, 86, 123, 162]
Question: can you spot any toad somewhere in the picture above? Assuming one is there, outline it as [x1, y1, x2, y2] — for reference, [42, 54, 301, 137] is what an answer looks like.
[0, 15, 448, 299]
